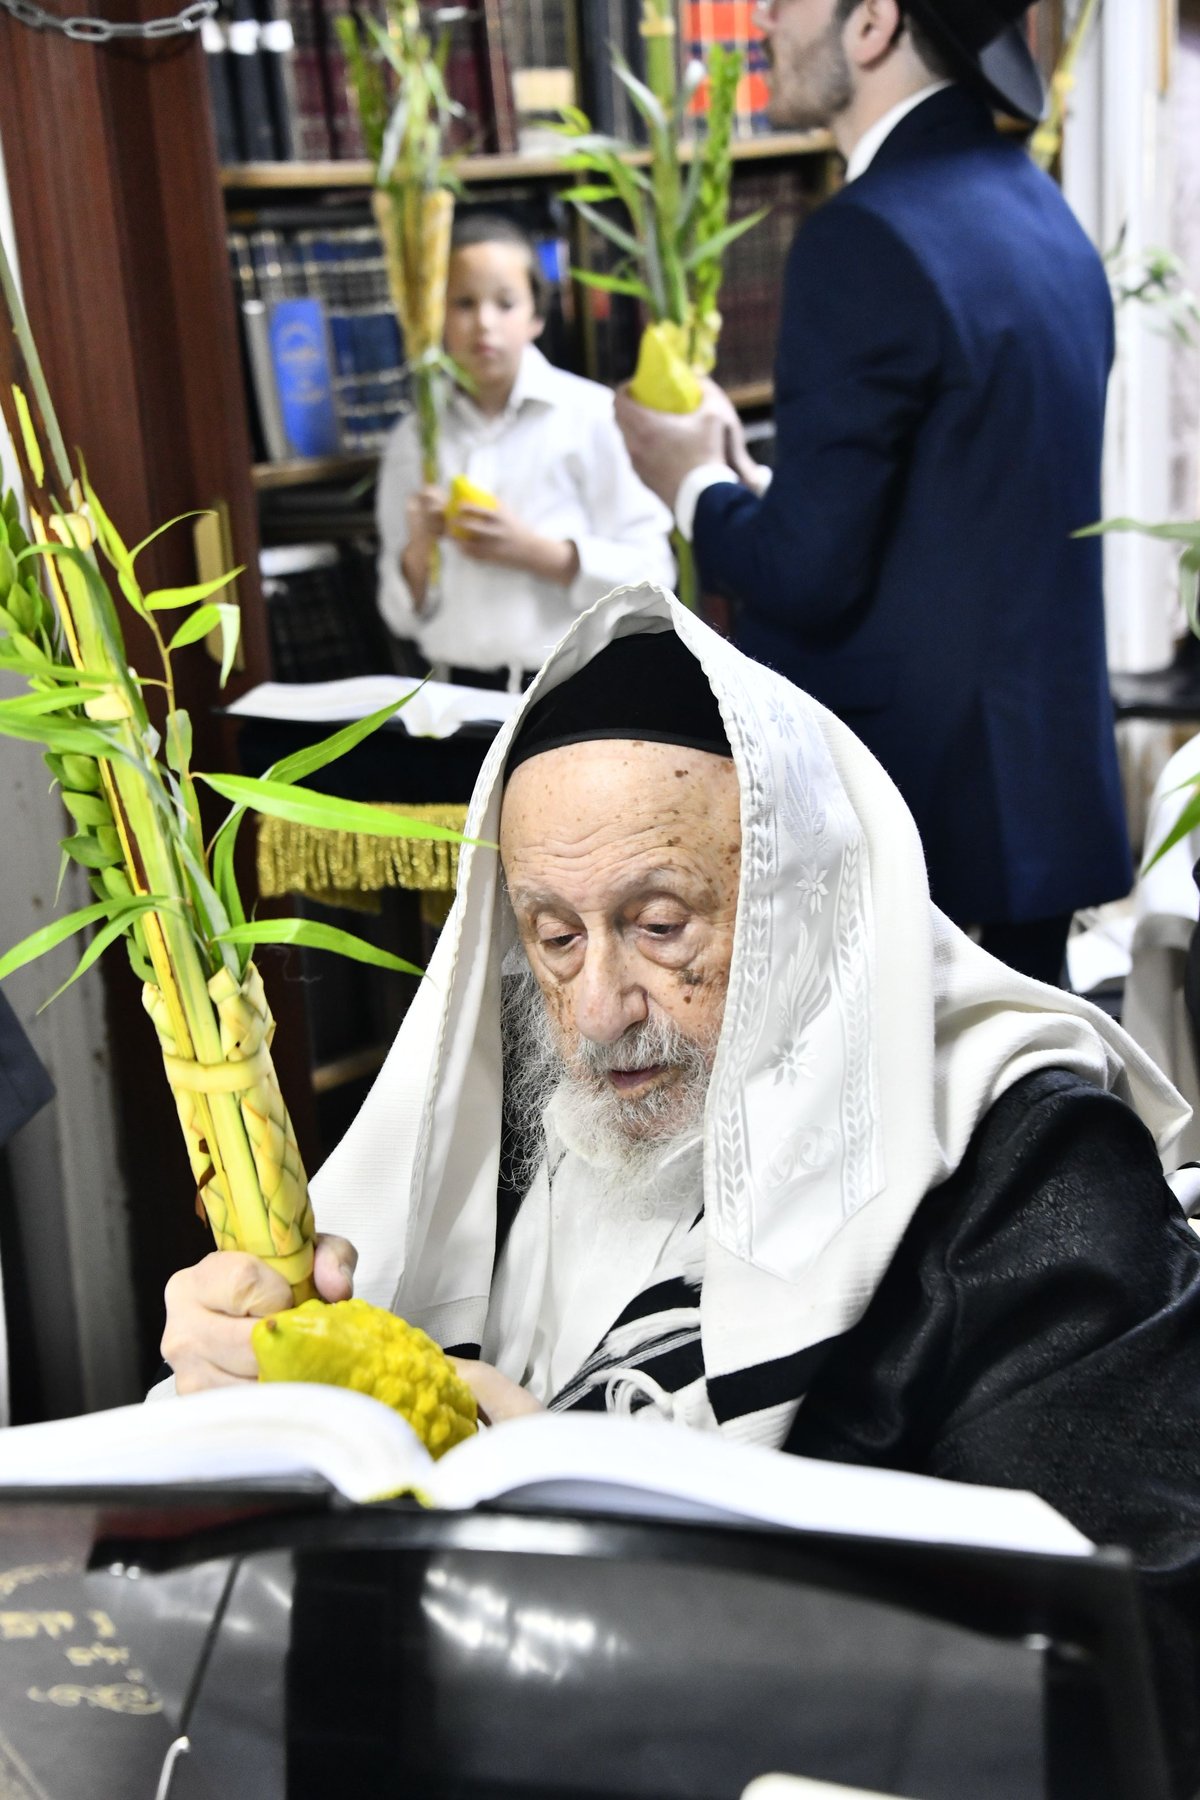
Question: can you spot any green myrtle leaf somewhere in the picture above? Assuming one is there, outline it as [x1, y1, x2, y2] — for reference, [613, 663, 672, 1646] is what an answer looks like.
[60, 790, 112, 829]
[126, 935, 157, 984]
[60, 830, 121, 871]
[61, 751, 102, 792]
[215, 918, 424, 977]
[144, 567, 244, 612]
[100, 865, 133, 902]
[197, 772, 483, 844]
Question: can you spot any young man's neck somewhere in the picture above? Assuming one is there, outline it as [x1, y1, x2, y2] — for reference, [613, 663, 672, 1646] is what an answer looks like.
[829, 62, 948, 162]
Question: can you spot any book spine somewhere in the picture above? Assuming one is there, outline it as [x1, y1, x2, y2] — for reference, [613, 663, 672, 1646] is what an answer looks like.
[201, 16, 242, 164]
[275, 0, 335, 159]
[243, 298, 292, 460]
[259, 10, 299, 161]
[478, 0, 518, 154]
[269, 295, 342, 456]
[228, 14, 282, 161]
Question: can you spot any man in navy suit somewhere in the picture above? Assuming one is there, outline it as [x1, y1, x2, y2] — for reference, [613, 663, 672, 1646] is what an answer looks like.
[617, 0, 1131, 985]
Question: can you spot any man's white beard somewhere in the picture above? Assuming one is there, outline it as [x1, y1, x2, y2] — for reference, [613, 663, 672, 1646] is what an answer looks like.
[501, 969, 715, 1211]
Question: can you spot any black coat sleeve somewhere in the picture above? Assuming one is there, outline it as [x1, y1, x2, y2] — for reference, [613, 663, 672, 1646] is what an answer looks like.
[691, 198, 943, 639]
[787, 1069, 1200, 1796]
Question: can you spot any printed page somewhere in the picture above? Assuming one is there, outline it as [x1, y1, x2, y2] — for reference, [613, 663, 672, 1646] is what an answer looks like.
[430, 1413, 1094, 1557]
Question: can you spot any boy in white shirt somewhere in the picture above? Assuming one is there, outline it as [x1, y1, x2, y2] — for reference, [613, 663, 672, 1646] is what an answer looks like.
[375, 213, 675, 691]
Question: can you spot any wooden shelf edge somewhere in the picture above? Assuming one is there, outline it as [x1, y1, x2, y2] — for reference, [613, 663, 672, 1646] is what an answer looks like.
[253, 454, 378, 490]
[727, 380, 774, 410]
[220, 131, 834, 193]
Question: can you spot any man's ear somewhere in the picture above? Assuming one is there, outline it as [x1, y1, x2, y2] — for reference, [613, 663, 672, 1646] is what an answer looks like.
[529, 311, 547, 343]
[845, 0, 904, 70]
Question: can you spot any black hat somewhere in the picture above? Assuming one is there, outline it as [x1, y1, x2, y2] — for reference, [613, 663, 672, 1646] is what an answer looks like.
[505, 630, 731, 779]
[906, 0, 1045, 124]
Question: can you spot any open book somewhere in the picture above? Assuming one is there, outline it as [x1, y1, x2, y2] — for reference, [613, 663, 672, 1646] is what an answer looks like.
[0, 1384, 1092, 1560]
[224, 674, 524, 738]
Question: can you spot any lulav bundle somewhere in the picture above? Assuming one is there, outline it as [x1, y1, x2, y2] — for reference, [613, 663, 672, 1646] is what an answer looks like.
[338, 0, 459, 490]
[558, 1, 766, 410]
[0, 236, 479, 1442]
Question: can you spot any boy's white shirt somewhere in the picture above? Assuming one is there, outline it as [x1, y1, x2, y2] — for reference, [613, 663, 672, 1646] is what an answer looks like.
[376, 345, 675, 671]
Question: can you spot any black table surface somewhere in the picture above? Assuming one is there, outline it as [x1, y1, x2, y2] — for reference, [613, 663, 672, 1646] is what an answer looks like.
[0, 1493, 1171, 1800]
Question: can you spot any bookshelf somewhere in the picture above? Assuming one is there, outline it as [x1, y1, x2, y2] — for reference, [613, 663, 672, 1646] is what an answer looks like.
[219, 130, 836, 192]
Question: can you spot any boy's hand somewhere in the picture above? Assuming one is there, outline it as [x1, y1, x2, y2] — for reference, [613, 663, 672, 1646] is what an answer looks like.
[405, 484, 447, 552]
[161, 1233, 358, 1394]
[453, 501, 579, 586]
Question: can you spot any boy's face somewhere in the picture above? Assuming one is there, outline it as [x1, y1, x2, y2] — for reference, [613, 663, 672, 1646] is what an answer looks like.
[444, 241, 544, 405]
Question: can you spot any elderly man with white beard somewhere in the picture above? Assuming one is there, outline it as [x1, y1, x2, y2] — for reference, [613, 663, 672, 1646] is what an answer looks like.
[161, 586, 1200, 1791]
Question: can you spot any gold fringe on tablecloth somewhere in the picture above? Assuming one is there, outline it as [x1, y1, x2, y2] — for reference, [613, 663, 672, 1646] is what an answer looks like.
[256, 804, 470, 905]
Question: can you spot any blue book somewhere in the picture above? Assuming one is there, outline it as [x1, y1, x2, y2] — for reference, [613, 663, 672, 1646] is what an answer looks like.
[268, 296, 341, 458]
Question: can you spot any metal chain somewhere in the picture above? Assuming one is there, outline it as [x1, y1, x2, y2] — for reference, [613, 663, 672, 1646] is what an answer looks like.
[0, 0, 214, 41]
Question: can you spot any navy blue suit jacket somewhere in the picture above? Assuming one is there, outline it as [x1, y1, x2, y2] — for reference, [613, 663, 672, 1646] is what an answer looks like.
[694, 86, 1132, 925]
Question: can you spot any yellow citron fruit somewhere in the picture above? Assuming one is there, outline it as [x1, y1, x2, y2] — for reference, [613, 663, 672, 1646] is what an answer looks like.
[252, 1297, 477, 1459]
[446, 473, 500, 539]
[628, 321, 702, 414]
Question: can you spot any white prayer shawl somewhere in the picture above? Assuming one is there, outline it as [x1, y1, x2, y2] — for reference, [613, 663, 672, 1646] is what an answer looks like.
[311, 585, 1188, 1442]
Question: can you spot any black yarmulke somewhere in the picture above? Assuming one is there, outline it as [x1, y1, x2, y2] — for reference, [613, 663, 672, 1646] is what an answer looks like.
[505, 630, 731, 779]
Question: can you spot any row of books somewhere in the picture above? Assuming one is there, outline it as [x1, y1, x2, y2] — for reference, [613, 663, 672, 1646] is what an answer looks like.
[205, 0, 775, 167]
[230, 219, 406, 458]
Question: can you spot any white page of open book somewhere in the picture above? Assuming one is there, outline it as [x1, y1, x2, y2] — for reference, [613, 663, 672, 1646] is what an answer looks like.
[224, 675, 524, 738]
[0, 1387, 1093, 1559]
[427, 1411, 1093, 1557]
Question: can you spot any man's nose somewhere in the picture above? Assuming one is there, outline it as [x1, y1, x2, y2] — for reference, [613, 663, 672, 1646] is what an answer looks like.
[573, 941, 647, 1046]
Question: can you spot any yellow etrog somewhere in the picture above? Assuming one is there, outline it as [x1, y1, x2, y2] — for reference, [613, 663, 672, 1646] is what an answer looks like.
[628, 321, 703, 414]
[446, 474, 499, 538]
[253, 1297, 477, 1458]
